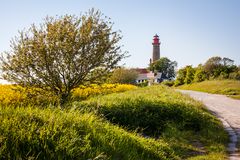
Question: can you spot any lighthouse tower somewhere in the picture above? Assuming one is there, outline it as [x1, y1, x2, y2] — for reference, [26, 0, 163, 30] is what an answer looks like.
[152, 34, 161, 62]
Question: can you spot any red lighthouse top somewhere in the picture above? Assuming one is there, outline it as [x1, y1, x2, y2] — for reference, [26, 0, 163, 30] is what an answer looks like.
[152, 34, 160, 45]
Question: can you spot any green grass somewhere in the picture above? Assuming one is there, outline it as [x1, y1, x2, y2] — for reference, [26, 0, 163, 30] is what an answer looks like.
[177, 80, 240, 99]
[76, 85, 228, 159]
[0, 105, 177, 159]
[0, 85, 228, 159]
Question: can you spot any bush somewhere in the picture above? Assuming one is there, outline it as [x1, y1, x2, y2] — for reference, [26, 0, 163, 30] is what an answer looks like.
[161, 80, 175, 87]
[71, 83, 137, 101]
[109, 68, 138, 84]
[229, 71, 240, 80]
[136, 81, 149, 87]
[193, 67, 207, 82]
[174, 67, 187, 86]
[218, 72, 229, 79]
[0, 84, 137, 106]
[0, 85, 58, 106]
[184, 66, 195, 84]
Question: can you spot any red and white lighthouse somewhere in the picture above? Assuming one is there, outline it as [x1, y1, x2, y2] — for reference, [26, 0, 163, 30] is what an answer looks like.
[152, 34, 161, 62]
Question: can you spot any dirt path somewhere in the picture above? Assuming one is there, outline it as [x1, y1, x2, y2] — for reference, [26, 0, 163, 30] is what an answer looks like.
[178, 90, 240, 160]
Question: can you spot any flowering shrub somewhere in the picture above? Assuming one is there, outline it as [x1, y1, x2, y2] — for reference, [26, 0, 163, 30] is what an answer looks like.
[0, 85, 58, 106]
[71, 84, 137, 101]
[0, 85, 27, 105]
[0, 84, 137, 106]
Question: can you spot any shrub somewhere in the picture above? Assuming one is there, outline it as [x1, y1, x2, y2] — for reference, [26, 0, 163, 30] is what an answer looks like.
[0, 84, 137, 106]
[229, 71, 240, 80]
[161, 80, 175, 87]
[136, 81, 149, 87]
[184, 66, 195, 84]
[0, 85, 58, 106]
[71, 83, 137, 101]
[109, 68, 138, 84]
[193, 67, 207, 82]
[174, 68, 187, 86]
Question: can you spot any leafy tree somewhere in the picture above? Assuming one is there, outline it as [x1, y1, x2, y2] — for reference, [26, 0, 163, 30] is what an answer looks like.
[0, 9, 126, 105]
[203, 56, 222, 78]
[229, 65, 240, 80]
[149, 57, 177, 80]
[193, 65, 207, 82]
[175, 65, 195, 86]
[203, 56, 237, 79]
[175, 56, 239, 86]
[184, 66, 195, 84]
[222, 57, 234, 66]
[174, 68, 187, 86]
[109, 68, 138, 84]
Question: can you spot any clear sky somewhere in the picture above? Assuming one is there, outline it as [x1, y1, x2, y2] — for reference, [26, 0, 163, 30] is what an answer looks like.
[0, 0, 240, 71]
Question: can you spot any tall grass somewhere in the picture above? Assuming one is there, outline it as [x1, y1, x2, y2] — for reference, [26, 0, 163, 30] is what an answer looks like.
[0, 105, 176, 159]
[0, 85, 228, 159]
[76, 85, 228, 159]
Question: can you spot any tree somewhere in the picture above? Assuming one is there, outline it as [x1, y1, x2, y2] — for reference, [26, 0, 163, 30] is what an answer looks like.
[109, 68, 138, 84]
[203, 56, 237, 79]
[222, 57, 234, 66]
[193, 64, 207, 82]
[0, 9, 126, 105]
[174, 68, 187, 86]
[174, 65, 196, 86]
[203, 56, 222, 78]
[229, 71, 240, 80]
[184, 66, 195, 84]
[149, 57, 177, 80]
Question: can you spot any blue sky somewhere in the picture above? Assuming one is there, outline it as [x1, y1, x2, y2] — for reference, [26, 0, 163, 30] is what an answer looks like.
[0, 0, 240, 71]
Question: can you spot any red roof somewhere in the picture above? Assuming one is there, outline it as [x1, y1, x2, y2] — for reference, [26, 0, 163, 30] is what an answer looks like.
[134, 68, 149, 74]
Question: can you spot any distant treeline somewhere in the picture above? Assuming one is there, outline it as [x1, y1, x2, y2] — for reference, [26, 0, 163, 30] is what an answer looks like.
[175, 56, 240, 86]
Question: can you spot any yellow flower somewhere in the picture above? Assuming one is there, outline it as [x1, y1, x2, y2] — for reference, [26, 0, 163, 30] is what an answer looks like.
[71, 84, 137, 100]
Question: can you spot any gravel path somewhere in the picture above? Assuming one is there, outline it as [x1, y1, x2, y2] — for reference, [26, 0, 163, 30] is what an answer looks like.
[177, 90, 240, 160]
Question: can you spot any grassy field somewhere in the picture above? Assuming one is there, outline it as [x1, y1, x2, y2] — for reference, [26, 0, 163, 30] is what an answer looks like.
[177, 80, 240, 99]
[0, 106, 179, 159]
[76, 85, 228, 159]
[0, 85, 228, 159]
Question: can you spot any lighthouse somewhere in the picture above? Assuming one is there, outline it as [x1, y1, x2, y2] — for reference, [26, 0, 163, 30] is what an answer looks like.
[135, 34, 163, 84]
[152, 34, 161, 62]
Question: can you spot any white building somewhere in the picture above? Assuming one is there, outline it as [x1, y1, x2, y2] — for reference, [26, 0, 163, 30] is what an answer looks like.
[135, 68, 162, 84]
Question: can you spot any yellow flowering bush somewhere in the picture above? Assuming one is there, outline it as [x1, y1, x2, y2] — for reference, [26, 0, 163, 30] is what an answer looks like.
[72, 84, 137, 100]
[0, 85, 26, 105]
[0, 84, 137, 106]
[0, 85, 58, 106]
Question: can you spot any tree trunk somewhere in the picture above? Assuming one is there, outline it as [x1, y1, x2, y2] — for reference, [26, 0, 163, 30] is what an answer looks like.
[60, 92, 70, 107]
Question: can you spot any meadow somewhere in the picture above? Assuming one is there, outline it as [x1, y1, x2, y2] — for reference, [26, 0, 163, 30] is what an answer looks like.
[0, 84, 228, 159]
[176, 80, 240, 99]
